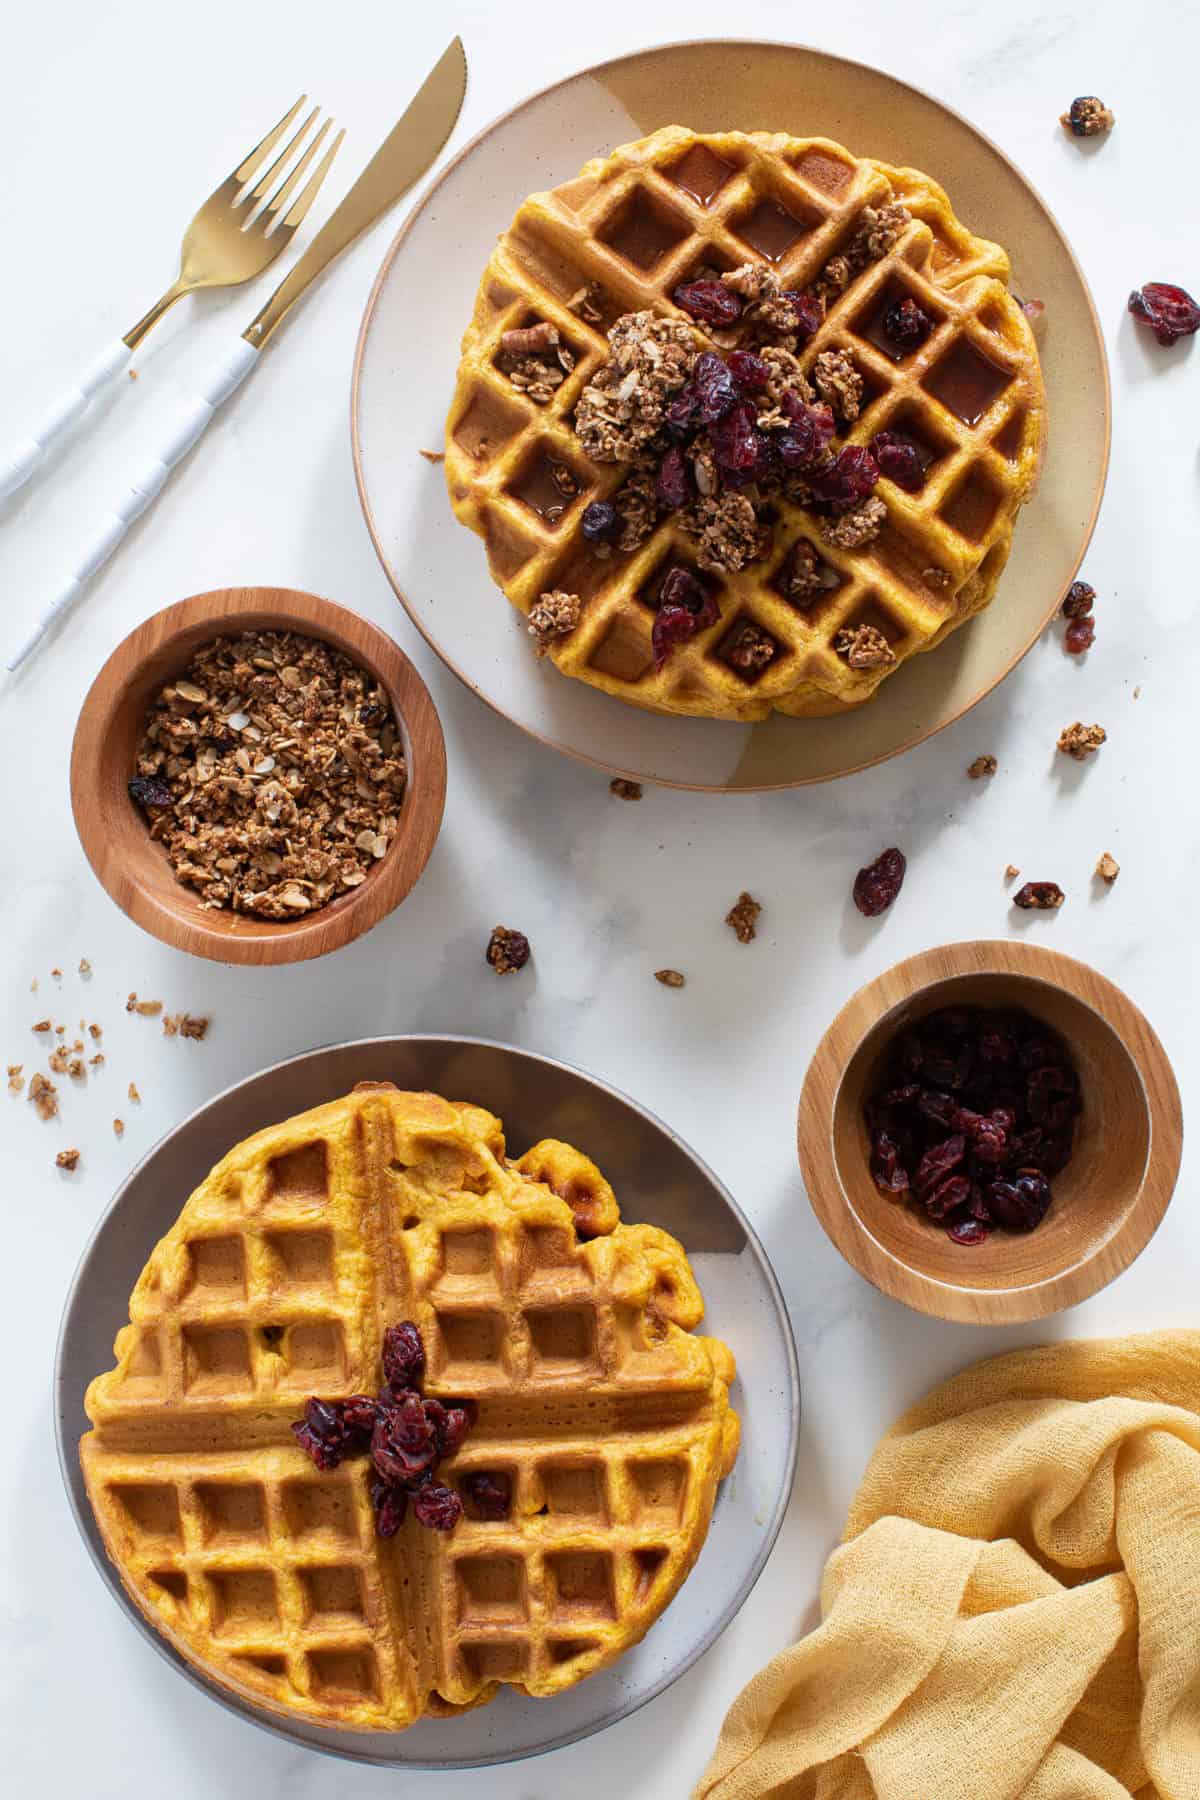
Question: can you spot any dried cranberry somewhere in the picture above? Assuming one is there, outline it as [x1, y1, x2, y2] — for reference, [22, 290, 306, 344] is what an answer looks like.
[370, 1478, 409, 1538]
[925, 1173, 971, 1219]
[710, 400, 762, 472]
[659, 566, 712, 615]
[292, 1394, 376, 1471]
[652, 571, 719, 670]
[581, 500, 620, 545]
[382, 1321, 425, 1392]
[971, 1119, 1009, 1164]
[656, 445, 691, 511]
[917, 1089, 958, 1129]
[947, 1214, 990, 1245]
[1065, 617, 1095, 654]
[809, 445, 880, 515]
[1013, 882, 1065, 911]
[988, 1170, 1052, 1232]
[727, 349, 772, 392]
[778, 394, 836, 468]
[870, 1129, 910, 1194]
[881, 1082, 920, 1108]
[778, 290, 824, 342]
[882, 296, 933, 351]
[423, 1398, 472, 1459]
[870, 431, 925, 492]
[461, 1470, 513, 1521]
[372, 1390, 437, 1484]
[674, 281, 743, 329]
[852, 845, 906, 916]
[128, 774, 173, 810]
[1128, 283, 1200, 347]
[412, 1481, 464, 1532]
[1062, 580, 1095, 618]
[915, 1134, 966, 1199]
[923, 1044, 973, 1092]
[694, 350, 739, 423]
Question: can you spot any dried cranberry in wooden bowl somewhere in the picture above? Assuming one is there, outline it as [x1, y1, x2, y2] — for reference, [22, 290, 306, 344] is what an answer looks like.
[797, 941, 1181, 1323]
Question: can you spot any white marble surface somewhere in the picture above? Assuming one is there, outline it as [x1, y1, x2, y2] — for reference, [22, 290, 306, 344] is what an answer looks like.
[1, 2, 1195, 1793]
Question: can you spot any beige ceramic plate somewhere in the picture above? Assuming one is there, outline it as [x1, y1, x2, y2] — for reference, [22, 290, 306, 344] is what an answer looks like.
[352, 41, 1109, 790]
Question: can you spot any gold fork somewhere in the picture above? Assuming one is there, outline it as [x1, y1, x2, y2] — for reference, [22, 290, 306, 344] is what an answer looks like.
[1, 98, 343, 498]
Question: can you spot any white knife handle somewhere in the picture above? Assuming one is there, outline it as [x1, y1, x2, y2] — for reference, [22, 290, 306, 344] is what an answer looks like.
[0, 338, 132, 498]
[7, 339, 259, 672]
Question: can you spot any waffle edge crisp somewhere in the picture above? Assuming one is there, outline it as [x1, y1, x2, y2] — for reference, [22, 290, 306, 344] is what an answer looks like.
[446, 126, 1046, 721]
[81, 1084, 740, 1732]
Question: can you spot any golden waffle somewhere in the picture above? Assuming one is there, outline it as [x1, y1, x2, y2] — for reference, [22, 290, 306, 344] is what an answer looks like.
[81, 1085, 739, 1732]
[445, 127, 1045, 721]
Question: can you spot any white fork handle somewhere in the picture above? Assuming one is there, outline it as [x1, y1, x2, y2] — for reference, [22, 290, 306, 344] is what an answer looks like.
[7, 338, 259, 672]
[0, 338, 132, 498]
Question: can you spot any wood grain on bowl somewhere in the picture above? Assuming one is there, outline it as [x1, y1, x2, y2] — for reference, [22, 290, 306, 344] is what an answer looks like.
[798, 941, 1182, 1323]
[70, 588, 447, 966]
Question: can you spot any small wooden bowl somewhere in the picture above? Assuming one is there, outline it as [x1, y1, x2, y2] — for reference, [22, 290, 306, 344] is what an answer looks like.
[798, 941, 1182, 1324]
[71, 587, 447, 966]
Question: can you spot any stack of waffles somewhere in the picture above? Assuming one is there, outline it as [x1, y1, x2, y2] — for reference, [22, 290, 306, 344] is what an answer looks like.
[81, 1084, 739, 1731]
[446, 127, 1045, 720]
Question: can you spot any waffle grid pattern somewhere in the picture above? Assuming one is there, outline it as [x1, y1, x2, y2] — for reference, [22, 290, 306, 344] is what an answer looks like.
[82, 1088, 738, 1732]
[445, 128, 1046, 721]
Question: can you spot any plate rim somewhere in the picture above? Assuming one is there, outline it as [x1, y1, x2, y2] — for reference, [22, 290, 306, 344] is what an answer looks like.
[350, 36, 1111, 792]
[55, 1031, 801, 1770]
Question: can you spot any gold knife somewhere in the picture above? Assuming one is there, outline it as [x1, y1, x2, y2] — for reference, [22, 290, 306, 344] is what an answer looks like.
[12, 37, 468, 672]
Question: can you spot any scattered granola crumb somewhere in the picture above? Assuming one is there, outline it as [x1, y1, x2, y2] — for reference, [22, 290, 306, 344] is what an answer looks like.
[1133, 685, 1141, 700]
[162, 1014, 178, 1037]
[32, 1020, 51, 1033]
[418, 448, 445, 463]
[29, 1073, 58, 1119]
[834, 622, 895, 670]
[54, 1023, 65, 1035]
[1057, 721, 1107, 761]
[78, 958, 92, 976]
[7, 1065, 23, 1093]
[68, 1058, 85, 1079]
[725, 892, 762, 944]
[113, 1118, 125, 1136]
[56, 1149, 80, 1172]
[655, 969, 686, 988]
[723, 620, 777, 673]
[48, 1046, 70, 1075]
[1014, 881, 1065, 910]
[610, 779, 643, 801]
[923, 566, 952, 590]
[30, 978, 37, 992]
[1005, 865, 1021, 881]
[128, 1082, 141, 1104]
[811, 348, 864, 423]
[89, 1023, 102, 1040]
[90, 1053, 105, 1068]
[485, 927, 531, 975]
[129, 367, 139, 381]
[134, 998, 163, 1017]
[51, 967, 62, 979]
[1095, 852, 1120, 885]
[566, 282, 604, 325]
[967, 755, 998, 779]
[682, 490, 769, 573]
[1061, 96, 1115, 138]
[179, 1014, 209, 1041]
[527, 590, 581, 655]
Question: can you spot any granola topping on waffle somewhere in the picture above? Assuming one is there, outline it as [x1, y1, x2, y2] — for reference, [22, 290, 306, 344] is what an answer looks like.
[445, 126, 1046, 721]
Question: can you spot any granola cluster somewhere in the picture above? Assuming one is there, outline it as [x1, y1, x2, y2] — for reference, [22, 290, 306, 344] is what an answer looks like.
[527, 590, 582, 654]
[834, 623, 895, 670]
[574, 311, 699, 462]
[130, 632, 407, 920]
[681, 492, 769, 574]
[1057, 721, 1107, 762]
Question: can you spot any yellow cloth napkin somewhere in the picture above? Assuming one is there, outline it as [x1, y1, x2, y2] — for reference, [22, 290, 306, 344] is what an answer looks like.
[697, 1333, 1200, 1800]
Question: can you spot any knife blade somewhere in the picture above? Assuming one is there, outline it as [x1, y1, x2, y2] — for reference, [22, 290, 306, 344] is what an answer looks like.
[245, 34, 467, 349]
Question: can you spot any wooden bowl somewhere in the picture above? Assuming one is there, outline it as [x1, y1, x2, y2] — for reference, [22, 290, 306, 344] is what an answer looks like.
[798, 942, 1182, 1324]
[70, 588, 447, 966]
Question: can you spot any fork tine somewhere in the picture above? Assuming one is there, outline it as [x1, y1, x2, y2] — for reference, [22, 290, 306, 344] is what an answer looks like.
[240, 105, 320, 215]
[279, 127, 345, 233]
[230, 95, 307, 189]
[258, 116, 333, 228]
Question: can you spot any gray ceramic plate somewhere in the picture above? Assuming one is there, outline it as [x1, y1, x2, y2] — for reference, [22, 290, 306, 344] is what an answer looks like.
[55, 1036, 799, 1769]
[352, 39, 1108, 790]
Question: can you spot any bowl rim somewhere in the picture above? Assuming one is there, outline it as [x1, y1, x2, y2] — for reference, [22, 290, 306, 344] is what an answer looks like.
[69, 587, 447, 966]
[350, 36, 1111, 791]
[797, 939, 1183, 1323]
[54, 1032, 801, 1769]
